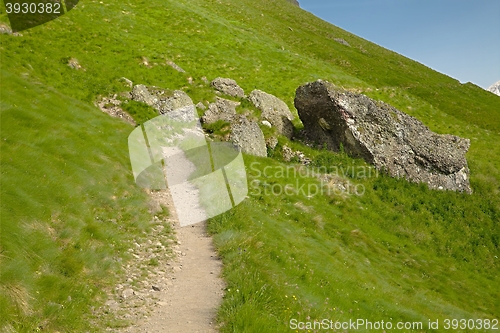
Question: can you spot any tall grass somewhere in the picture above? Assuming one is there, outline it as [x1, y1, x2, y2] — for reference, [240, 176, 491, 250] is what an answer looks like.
[209, 153, 499, 332]
[0, 71, 161, 331]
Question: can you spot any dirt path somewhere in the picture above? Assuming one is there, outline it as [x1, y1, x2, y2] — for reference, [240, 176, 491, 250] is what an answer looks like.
[112, 189, 225, 333]
[102, 110, 225, 332]
[129, 219, 224, 332]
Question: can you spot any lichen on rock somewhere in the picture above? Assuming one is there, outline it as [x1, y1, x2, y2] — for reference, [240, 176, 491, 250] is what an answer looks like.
[295, 80, 472, 193]
[211, 77, 245, 98]
[130, 84, 196, 122]
[248, 89, 295, 139]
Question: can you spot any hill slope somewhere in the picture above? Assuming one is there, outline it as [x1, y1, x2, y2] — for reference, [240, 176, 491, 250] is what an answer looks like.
[1, 0, 499, 331]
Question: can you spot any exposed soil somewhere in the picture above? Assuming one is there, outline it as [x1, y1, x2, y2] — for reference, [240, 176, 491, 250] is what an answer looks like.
[105, 189, 225, 333]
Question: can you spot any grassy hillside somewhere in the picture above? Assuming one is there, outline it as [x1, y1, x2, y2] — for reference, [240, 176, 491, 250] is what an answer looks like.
[0, 70, 166, 331]
[1, 0, 499, 331]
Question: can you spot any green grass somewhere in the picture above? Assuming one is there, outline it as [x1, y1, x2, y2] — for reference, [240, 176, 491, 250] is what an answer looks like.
[210, 153, 499, 332]
[118, 99, 158, 126]
[203, 119, 232, 137]
[1, 0, 499, 331]
[0, 71, 168, 331]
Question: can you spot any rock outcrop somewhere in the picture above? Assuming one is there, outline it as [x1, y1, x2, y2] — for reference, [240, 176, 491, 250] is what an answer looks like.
[295, 80, 472, 193]
[96, 95, 136, 126]
[166, 59, 185, 73]
[282, 145, 311, 165]
[286, 0, 300, 7]
[128, 84, 267, 157]
[131, 85, 196, 122]
[334, 38, 350, 47]
[248, 90, 295, 139]
[487, 80, 500, 96]
[201, 97, 239, 124]
[230, 115, 267, 157]
[67, 58, 83, 70]
[211, 78, 245, 98]
[201, 97, 267, 157]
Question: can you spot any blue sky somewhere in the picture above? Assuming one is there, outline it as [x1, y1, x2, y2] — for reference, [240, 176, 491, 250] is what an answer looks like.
[299, 0, 500, 89]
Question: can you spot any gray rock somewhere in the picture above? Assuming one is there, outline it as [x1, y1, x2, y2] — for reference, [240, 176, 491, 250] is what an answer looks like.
[201, 98, 266, 157]
[286, 0, 300, 6]
[211, 78, 245, 98]
[230, 115, 267, 157]
[121, 77, 133, 88]
[201, 97, 239, 124]
[295, 80, 472, 193]
[130, 85, 196, 122]
[0, 24, 12, 35]
[131, 84, 157, 106]
[282, 145, 295, 162]
[67, 58, 82, 70]
[166, 60, 185, 73]
[141, 56, 150, 67]
[195, 102, 206, 110]
[0, 24, 22, 36]
[282, 145, 311, 165]
[248, 89, 295, 139]
[334, 38, 351, 47]
[152, 89, 194, 117]
[266, 136, 278, 150]
[96, 95, 136, 126]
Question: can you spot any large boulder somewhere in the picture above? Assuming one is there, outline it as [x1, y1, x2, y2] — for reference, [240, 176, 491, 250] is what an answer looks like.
[295, 80, 472, 193]
[248, 89, 295, 139]
[230, 115, 267, 157]
[131, 85, 196, 122]
[211, 78, 245, 98]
